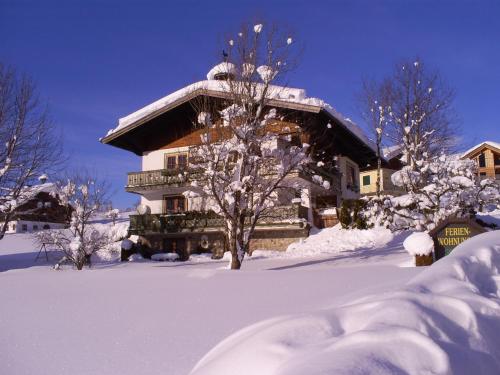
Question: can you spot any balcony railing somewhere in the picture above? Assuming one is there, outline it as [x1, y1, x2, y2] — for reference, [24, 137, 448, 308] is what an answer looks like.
[127, 163, 341, 192]
[129, 205, 309, 235]
[126, 168, 205, 189]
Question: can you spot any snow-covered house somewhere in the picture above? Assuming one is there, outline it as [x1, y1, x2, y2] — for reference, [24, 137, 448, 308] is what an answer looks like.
[0, 181, 70, 234]
[359, 145, 405, 196]
[100, 63, 378, 255]
[462, 141, 500, 182]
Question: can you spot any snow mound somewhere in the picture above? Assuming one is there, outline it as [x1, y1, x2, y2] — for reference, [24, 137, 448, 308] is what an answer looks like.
[284, 225, 394, 257]
[403, 232, 434, 256]
[127, 253, 144, 262]
[190, 231, 500, 375]
[151, 253, 179, 262]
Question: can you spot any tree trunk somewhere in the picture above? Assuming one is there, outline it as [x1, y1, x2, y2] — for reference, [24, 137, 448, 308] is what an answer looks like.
[376, 142, 382, 197]
[0, 215, 12, 240]
[226, 225, 243, 270]
[230, 251, 242, 269]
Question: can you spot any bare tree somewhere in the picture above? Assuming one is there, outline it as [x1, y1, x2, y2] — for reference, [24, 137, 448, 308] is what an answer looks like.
[190, 22, 313, 269]
[106, 207, 120, 225]
[36, 173, 112, 270]
[0, 64, 62, 238]
[386, 58, 458, 167]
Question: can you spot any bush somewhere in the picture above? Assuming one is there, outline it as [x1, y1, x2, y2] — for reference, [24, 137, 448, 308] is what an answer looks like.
[339, 199, 369, 229]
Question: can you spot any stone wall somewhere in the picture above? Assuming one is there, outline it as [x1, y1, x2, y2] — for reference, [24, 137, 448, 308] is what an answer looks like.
[140, 227, 309, 258]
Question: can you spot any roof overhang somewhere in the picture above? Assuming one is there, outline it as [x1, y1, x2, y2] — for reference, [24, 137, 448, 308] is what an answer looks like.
[100, 84, 376, 162]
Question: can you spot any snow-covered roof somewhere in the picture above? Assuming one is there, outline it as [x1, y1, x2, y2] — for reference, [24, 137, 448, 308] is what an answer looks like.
[382, 144, 403, 160]
[102, 80, 375, 152]
[462, 141, 500, 158]
[0, 183, 58, 212]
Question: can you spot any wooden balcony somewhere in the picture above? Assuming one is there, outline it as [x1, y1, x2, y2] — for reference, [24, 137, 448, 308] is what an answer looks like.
[129, 205, 309, 235]
[126, 168, 204, 191]
[126, 163, 341, 193]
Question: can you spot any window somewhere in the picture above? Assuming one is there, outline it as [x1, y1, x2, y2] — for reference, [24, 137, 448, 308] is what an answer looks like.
[165, 153, 188, 170]
[33, 225, 38, 231]
[362, 175, 371, 186]
[163, 196, 186, 214]
[22, 224, 28, 232]
[478, 153, 486, 168]
[12, 224, 16, 231]
[346, 164, 357, 187]
[494, 155, 500, 166]
[228, 151, 238, 163]
[177, 154, 187, 169]
[43, 224, 50, 229]
[166, 156, 177, 170]
[290, 134, 301, 147]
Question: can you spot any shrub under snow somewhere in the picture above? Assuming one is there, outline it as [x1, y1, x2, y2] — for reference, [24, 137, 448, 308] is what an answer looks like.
[363, 154, 499, 231]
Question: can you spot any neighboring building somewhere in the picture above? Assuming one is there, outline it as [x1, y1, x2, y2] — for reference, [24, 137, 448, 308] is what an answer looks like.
[461, 141, 500, 182]
[100, 63, 378, 256]
[1, 181, 70, 234]
[359, 145, 404, 196]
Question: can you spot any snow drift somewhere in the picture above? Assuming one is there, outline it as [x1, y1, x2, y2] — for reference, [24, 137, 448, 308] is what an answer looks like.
[191, 231, 500, 375]
[277, 225, 394, 258]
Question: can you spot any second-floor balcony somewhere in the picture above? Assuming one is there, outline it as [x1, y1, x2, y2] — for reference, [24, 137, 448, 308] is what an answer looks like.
[126, 168, 205, 191]
[127, 163, 341, 193]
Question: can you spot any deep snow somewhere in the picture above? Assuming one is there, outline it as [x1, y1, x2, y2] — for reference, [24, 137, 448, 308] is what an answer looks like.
[0, 225, 421, 375]
[191, 231, 500, 375]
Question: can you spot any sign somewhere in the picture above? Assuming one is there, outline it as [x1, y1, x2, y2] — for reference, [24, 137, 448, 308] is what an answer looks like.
[430, 218, 486, 260]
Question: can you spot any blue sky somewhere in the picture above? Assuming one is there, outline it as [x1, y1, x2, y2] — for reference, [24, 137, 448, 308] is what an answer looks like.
[1, 0, 499, 208]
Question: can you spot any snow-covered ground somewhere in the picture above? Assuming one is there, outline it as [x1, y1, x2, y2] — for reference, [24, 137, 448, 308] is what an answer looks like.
[192, 231, 500, 375]
[0, 223, 422, 375]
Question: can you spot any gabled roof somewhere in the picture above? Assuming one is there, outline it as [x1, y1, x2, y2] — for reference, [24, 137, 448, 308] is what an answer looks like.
[100, 80, 376, 153]
[462, 141, 500, 158]
[0, 183, 58, 212]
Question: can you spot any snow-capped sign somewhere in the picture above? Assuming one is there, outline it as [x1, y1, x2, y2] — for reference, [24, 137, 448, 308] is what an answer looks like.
[429, 218, 486, 260]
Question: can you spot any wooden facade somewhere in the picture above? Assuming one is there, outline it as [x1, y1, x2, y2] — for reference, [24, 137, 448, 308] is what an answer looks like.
[462, 142, 500, 182]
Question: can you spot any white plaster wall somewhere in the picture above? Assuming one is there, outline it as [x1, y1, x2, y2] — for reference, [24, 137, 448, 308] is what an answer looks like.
[3, 220, 65, 234]
[142, 146, 190, 171]
[338, 156, 360, 201]
[141, 191, 164, 214]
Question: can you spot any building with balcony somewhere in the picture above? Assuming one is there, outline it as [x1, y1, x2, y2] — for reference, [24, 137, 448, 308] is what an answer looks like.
[100, 63, 378, 257]
[462, 141, 500, 182]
